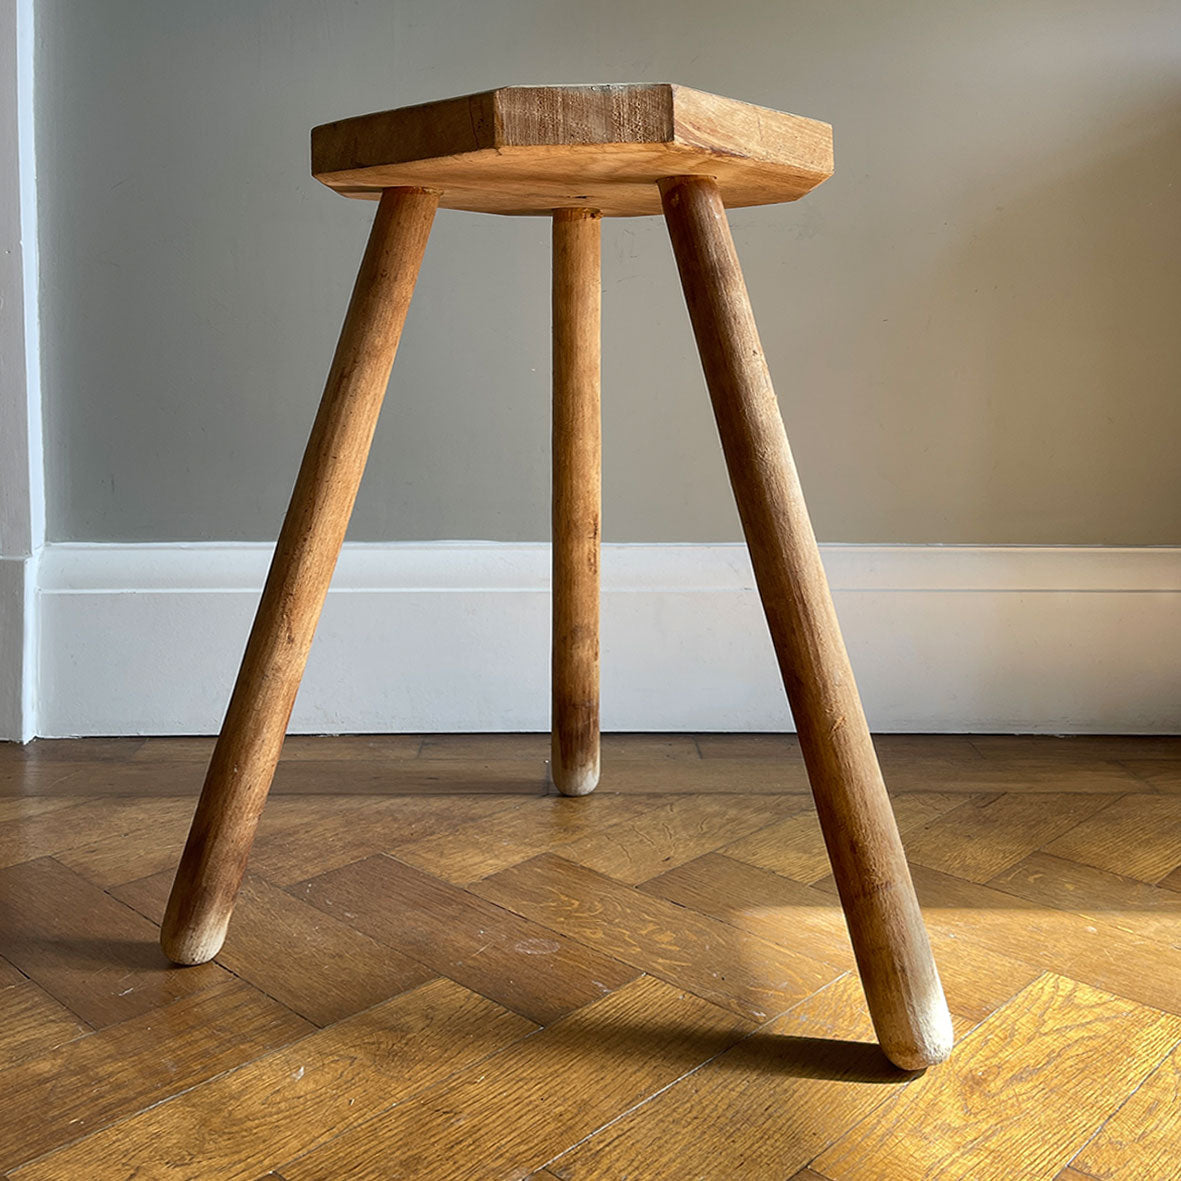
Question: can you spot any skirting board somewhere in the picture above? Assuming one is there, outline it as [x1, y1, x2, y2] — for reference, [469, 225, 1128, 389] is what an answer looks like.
[34, 542, 1181, 738]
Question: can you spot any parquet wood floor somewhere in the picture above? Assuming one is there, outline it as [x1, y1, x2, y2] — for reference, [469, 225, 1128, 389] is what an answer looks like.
[0, 733, 1177, 1179]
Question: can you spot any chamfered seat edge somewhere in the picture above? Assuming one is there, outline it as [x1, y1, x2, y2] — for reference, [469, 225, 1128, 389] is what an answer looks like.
[310, 82, 834, 216]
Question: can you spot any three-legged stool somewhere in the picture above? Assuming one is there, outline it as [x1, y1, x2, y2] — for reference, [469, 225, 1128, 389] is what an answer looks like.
[161, 84, 954, 1070]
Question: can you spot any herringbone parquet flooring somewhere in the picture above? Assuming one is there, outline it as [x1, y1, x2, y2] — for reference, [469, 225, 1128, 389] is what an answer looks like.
[0, 734, 1178, 1179]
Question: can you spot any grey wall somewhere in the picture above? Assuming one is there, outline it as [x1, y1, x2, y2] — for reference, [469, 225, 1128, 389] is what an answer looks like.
[37, 0, 1181, 544]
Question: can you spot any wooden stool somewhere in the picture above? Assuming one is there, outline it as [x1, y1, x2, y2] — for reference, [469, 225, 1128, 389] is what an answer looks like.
[161, 84, 954, 1070]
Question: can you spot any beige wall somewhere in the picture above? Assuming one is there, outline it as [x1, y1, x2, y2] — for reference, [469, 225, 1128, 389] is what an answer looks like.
[36, 0, 1181, 544]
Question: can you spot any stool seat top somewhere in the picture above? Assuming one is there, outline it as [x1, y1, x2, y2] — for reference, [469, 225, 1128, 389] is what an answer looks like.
[311, 83, 832, 217]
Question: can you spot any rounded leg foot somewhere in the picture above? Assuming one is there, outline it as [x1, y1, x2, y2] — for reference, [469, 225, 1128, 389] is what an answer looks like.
[160, 908, 229, 966]
[878, 988, 955, 1070]
[549, 750, 600, 797]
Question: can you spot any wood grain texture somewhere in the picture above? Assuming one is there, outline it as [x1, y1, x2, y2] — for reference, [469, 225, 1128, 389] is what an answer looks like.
[0, 737, 146, 766]
[116, 870, 434, 1027]
[1042, 794, 1181, 883]
[968, 735, 1181, 763]
[903, 792, 1113, 883]
[641, 851, 857, 972]
[276, 975, 752, 1180]
[0, 953, 26, 986]
[0, 796, 84, 823]
[570, 755, 813, 793]
[53, 802, 199, 887]
[1120, 759, 1181, 792]
[0, 856, 228, 1027]
[910, 863, 1181, 1016]
[3, 756, 543, 797]
[161, 187, 438, 966]
[418, 732, 549, 759]
[80, 755, 545, 797]
[814, 974, 1181, 1181]
[1072, 1040, 1181, 1181]
[291, 853, 638, 1024]
[392, 794, 665, 884]
[0, 736, 1179, 1178]
[600, 734, 702, 760]
[474, 852, 840, 1022]
[551, 208, 601, 796]
[0, 796, 196, 868]
[722, 792, 969, 884]
[52, 794, 368, 889]
[693, 732, 807, 760]
[0, 976, 89, 1069]
[266, 755, 543, 794]
[988, 850, 1181, 947]
[0, 978, 310, 1173]
[312, 84, 833, 216]
[397, 791, 803, 888]
[550, 973, 908, 1181]
[133, 734, 424, 763]
[22, 734, 1159, 797]
[245, 794, 527, 886]
[643, 852, 1040, 1024]
[12, 979, 533, 1181]
[55, 794, 516, 889]
[662, 173, 950, 1069]
[554, 792, 805, 883]
[877, 756, 1149, 795]
[0, 759, 205, 796]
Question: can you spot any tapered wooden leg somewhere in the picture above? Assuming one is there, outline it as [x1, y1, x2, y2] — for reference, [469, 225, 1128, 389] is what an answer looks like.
[660, 176, 953, 1069]
[160, 187, 438, 965]
[550, 208, 602, 797]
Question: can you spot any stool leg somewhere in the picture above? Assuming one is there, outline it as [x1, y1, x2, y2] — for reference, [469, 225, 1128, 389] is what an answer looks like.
[550, 209, 602, 796]
[160, 187, 438, 965]
[659, 175, 953, 1070]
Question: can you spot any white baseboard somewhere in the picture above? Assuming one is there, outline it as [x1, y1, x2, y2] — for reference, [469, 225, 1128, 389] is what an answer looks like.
[34, 542, 1181, 738]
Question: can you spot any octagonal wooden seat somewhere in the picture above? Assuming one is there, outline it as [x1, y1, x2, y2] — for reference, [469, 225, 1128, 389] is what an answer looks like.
[311, 83, 834, 216]
[162, 83, 954, 1075]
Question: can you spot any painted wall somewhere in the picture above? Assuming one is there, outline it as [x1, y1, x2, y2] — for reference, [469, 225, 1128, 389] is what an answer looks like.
[36, 0, 1181, 545]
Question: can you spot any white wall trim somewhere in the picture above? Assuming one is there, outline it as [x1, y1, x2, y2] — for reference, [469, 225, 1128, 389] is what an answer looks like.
[0, 0, 42, 741]
[35, 541, 1181, 737]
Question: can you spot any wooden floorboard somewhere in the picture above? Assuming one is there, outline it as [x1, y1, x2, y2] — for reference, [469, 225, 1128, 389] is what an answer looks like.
[112, 870, 436, 1027]
[11, 979, 533, 1181]
[474, 852, 842, 1022]
[1042, 793, 1181, 882]
[548, 972, 907, 1180]
[1071, 1039, 1181, 1181]
[0, 856, 230, 1027]
[0, 732, 1177, 1178]
[641, 851, 1041, 1025]
[275, 976, 752, 1180]
[903, 863, 1181, 1017]
[901, 791, 1114, 883]
[0, 979, 311, 1173]
[0, 974, 90, 1069]
[987, 850, 1181, 947]
[291, 853, 641, 1025]
[720, 791, 971, 883]
[813, 974, 1181, 1181]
